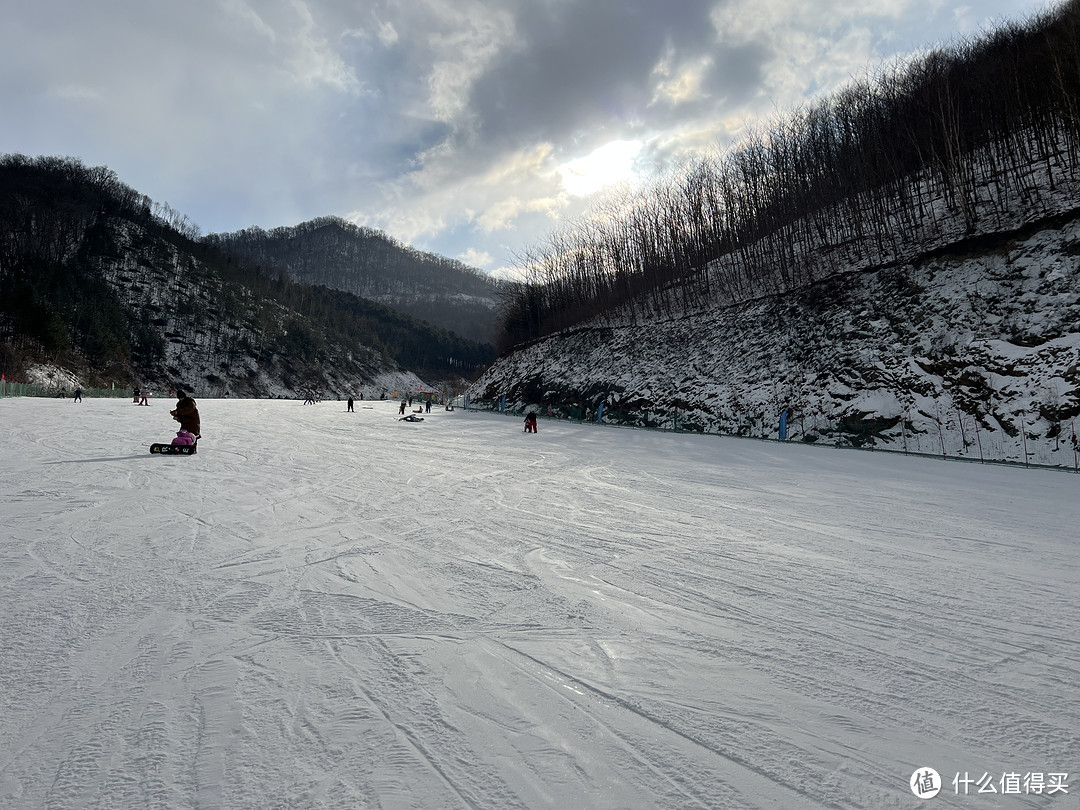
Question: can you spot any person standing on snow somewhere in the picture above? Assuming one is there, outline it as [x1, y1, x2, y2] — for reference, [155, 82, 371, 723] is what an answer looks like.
[170, 388, 201, 440]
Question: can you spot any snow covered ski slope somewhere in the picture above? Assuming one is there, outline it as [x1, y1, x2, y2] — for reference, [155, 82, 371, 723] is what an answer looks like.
[1, 397, 1077, 809]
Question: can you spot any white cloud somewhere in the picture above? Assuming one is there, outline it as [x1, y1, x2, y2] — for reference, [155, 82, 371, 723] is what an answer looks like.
[709, 0, 911, 106]
[458, 247, 492, 267]
[422, 1, 515, 123]
[353, 140, 568, 247]
[488, 264, 529, 281]
[222, 0, 278, 43]
[476, 196, 526, 231]
[650, 48, 714, 106]
[287, 0, 363, 93]
[376, 20, 399, 46]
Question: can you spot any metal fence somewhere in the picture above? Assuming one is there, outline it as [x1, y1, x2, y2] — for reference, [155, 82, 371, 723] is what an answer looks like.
[0, 380, 131, 399]
[464, 398, 1080, 474]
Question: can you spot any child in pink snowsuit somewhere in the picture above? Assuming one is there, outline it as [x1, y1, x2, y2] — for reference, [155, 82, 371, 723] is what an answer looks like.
[171, 429, 196, 446]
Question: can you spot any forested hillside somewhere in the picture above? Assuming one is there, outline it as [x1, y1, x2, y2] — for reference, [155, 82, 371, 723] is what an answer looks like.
[498, 0, 1080, 351]
[0, 155, 495, 396]
[205, 218, 502, 345]
[472, 0, 1080, 468]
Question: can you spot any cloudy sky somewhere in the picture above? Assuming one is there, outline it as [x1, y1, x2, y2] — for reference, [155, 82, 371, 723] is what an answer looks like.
[1, 0, 1058, 276]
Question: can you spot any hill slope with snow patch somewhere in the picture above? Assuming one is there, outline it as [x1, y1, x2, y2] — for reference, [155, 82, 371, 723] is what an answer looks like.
[470, 213, 1080, 468]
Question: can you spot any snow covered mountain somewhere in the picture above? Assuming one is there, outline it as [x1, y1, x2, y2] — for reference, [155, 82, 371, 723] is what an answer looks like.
[470, 211, 1080, 469]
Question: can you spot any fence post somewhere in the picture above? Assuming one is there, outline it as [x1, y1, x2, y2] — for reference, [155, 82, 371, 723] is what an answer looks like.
[1020, 418, 1029, 467]
[1072, 421, 1077, 472]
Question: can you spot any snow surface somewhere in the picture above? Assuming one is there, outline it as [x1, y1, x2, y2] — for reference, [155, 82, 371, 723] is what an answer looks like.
[1, 397, 1077, 809]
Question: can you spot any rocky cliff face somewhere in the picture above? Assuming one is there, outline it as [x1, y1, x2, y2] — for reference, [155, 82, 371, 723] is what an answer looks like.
[90, 218, 427, 398]
[469, 214, 1080, 469]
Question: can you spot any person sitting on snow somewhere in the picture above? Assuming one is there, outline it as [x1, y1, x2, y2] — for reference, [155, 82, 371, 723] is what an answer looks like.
[170, 388, 201, 440]
[171, 429, 196, 446]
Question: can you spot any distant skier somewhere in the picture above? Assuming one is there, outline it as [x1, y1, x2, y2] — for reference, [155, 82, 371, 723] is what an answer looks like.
[347, 396, 354, 412]
[170, 388, 201, 441]
[524, 412, 538, 433]
[140, 388, 149, 406]
[73, 388, 82, 402]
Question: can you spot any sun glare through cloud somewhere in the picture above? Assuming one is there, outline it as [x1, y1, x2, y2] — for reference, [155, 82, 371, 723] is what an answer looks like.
[558, 140, 645, 197]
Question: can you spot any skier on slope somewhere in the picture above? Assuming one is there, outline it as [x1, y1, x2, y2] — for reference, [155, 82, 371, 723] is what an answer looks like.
[170, 388, 201, 441]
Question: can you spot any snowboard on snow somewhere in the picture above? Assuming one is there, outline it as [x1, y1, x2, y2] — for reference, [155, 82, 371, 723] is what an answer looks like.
[150, 443, 197, 455]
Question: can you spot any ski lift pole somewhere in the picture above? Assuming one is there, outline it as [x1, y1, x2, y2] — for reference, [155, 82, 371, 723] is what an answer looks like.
[1020, 418, 1029, 468]
[935, 416, 946, 459]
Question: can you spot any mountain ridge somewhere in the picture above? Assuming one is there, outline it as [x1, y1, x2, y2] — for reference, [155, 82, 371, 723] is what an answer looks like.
[204, 216, 503, 345]
[0, 154, 495, 398]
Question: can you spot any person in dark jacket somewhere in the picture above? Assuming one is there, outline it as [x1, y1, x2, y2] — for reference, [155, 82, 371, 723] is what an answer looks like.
[170, 388, 201, 438]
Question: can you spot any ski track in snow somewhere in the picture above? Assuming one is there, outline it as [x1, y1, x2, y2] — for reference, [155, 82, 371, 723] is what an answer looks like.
[1, 397, 1077, 809]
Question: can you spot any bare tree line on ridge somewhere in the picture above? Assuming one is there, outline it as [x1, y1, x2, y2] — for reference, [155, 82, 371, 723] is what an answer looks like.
[496, 0, 1080, 352]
